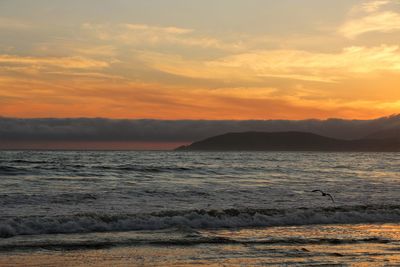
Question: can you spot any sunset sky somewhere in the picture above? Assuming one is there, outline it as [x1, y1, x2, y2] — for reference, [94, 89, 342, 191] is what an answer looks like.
[1, 0, 400, 120]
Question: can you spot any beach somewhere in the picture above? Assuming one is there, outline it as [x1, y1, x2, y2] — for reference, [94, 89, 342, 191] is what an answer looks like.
[1, 224, 400, 266]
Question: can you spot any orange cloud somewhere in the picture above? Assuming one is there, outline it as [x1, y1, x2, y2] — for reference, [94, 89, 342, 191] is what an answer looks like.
[0, 55, 109, 69]
[0, 71, 398, 120]
[139, 45, 400, 83]
[340, 11, 400, 39]
[82, 23, 241, 50]
[361, 0, 390, 13]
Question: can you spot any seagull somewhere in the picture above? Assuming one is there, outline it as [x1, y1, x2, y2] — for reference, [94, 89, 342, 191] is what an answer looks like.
[312, 190, 335, 203]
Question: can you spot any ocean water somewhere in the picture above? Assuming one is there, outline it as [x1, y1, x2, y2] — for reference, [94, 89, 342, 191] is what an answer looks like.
[0, 151, 400, 266]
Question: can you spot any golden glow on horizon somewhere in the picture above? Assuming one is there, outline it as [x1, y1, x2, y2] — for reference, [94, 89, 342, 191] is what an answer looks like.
[1, 0, 400, 120]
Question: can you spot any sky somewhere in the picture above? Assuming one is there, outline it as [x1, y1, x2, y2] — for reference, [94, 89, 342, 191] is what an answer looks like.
[1, 0, 400, 121]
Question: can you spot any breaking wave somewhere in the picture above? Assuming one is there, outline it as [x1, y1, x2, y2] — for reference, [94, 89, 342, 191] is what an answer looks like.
[0, 236, 392, 252]
[1, 205, 400, 238]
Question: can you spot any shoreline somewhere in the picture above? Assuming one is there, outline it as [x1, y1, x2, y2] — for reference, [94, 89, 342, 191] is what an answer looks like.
[1, 223, 399, 266]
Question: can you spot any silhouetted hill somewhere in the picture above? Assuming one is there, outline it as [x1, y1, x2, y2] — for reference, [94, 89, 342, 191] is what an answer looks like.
[365, 127, 400, 140]
[176, 131, 400, 152]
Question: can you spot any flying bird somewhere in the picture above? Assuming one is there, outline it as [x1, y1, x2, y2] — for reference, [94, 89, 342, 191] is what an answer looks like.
[312, 190, 335, 203]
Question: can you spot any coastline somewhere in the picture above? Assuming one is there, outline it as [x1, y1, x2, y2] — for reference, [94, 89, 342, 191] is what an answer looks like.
[1, 223, 399, 266]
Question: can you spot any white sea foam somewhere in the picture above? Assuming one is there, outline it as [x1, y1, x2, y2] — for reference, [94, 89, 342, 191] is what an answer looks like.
[1, 205, 400, 238]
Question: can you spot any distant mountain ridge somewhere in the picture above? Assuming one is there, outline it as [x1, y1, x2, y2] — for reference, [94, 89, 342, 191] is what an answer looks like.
[366, 127, 400, 140]
[176, 131, 400, 152]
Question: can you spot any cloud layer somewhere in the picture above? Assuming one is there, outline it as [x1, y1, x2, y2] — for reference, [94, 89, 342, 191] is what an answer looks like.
[1, 115, 400, 149]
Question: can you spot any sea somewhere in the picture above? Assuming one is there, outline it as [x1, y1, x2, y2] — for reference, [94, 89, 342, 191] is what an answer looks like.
[0, 151, 399, 266]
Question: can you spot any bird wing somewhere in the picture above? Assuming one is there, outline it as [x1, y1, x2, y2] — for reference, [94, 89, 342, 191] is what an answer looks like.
[327, 194, 335, 203]
[312, 190, 323, 193]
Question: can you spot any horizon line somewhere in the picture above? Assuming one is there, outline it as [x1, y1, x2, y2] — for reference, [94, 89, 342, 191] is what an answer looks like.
[1, 114, 399, 121]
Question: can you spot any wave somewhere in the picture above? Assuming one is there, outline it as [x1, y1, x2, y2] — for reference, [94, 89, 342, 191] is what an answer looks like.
[9, 160, 49, 164]
[0, 163, 292, 176]
[0, 166, 32, 176]
[0, 236, 392, 252]
[1, 205, 400, 238]
[144, 236, 393, 246]
[96, 165, 194, 173]
[0, 164, 208, 176]
[0, 190, 209, 205]
[0, 193, 98, 205]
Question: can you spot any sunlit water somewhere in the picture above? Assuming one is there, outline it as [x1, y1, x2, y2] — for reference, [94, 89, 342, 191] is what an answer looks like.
[0, 151, 399, 266]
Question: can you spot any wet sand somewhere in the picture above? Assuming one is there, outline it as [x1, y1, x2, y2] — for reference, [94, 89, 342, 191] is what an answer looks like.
[1, 224, 399, 266]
